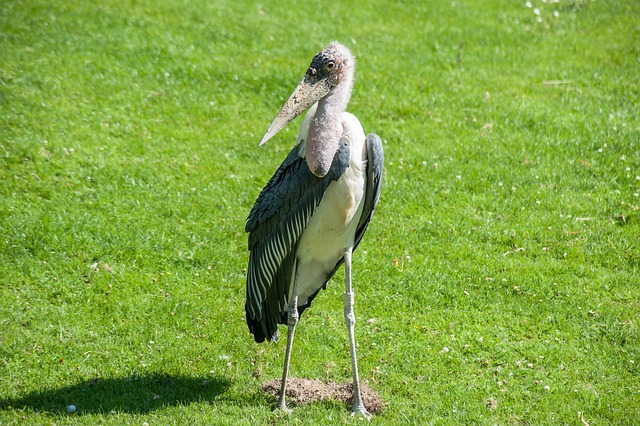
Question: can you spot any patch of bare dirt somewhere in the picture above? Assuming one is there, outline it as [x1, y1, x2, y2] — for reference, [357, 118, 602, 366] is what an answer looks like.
[261, 378, 384, 414]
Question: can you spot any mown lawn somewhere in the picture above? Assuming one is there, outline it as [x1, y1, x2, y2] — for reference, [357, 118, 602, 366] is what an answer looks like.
[1, 0, 638, 424]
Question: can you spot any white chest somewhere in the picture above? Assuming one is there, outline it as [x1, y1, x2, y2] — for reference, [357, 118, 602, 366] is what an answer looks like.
[296, 111, 367, 265]
[291, 111, 368, 302]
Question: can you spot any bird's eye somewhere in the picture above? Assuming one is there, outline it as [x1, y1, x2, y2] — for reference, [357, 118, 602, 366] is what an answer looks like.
[326, 62, 335, 70]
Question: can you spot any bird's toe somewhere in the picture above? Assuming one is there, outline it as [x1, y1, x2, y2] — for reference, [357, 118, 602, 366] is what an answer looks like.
[276, 402, 293, 414]
[351, 404, 372, 420]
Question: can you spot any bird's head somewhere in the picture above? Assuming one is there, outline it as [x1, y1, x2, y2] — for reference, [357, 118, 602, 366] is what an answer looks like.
[259, 42, 354, 146]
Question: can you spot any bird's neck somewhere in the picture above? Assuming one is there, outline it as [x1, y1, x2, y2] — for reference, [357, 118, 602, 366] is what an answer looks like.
[306, 72, 354, 178]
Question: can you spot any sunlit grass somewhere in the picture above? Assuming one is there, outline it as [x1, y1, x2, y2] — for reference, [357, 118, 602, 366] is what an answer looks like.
[1, 0, 639, 424]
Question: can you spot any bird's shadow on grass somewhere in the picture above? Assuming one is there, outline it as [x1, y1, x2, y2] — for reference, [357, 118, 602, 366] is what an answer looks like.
[0, 373, 231, 415]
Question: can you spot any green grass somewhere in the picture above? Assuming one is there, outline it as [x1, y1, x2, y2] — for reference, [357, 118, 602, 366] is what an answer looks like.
[1, 0, 639, 424]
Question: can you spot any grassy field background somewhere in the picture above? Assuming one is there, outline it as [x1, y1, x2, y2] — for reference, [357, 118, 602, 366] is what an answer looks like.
[1, 0, 639, 424]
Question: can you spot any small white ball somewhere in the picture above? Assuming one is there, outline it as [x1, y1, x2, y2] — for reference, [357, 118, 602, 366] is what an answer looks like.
[67, 404, 77, 413]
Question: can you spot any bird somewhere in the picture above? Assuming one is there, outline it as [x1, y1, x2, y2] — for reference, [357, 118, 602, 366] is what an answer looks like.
[245, 41, 383, 418]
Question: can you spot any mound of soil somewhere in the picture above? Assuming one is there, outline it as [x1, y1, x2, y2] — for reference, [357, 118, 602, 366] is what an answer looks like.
[261, 378, 384, 414]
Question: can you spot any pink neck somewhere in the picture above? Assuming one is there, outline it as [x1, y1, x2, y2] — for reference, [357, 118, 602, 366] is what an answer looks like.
[305, 73, 353, 177]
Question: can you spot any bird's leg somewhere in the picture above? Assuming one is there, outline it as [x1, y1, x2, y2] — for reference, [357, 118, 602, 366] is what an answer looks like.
[277, 292, 299, 413]
[343, 248, 372, 420]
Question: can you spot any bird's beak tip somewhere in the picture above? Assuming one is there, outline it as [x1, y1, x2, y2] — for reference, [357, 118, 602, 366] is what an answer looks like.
[258, 125, 278, 146]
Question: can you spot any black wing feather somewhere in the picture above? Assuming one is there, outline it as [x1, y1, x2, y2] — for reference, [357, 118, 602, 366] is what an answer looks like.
[245, 140, 350, 343]
[354, 133, 384, 249]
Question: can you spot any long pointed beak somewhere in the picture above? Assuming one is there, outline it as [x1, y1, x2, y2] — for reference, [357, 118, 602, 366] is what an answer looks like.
[259, 73, 331, 146]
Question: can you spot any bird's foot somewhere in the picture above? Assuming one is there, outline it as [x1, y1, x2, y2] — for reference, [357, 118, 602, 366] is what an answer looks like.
[351, 403, 372, 420]
[276, 401, 292, 414]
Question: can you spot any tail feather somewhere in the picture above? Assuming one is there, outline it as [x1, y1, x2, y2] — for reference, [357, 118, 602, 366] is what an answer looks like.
[245, 303, 279, 343]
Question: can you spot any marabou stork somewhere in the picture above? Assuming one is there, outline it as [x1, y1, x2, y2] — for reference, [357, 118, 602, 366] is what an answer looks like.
[245, 42, 383, 418]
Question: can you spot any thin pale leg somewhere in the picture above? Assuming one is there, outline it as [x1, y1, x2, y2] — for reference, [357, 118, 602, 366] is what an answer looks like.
[343, 248, 371, 419]
[276, 292, 299, 412]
